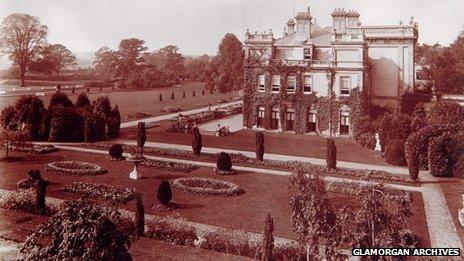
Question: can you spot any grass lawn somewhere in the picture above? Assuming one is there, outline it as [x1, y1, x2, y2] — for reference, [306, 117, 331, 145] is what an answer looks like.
[119, 127, 389, 166]
[0, 150, 430, 247]
[0, 81, 240, 120]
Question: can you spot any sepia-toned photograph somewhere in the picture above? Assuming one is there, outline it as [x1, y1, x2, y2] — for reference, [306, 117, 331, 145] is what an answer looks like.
[0, 0, 463, 260]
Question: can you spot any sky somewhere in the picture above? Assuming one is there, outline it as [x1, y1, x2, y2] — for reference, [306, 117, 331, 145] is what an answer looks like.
[0, 0, 463, 64]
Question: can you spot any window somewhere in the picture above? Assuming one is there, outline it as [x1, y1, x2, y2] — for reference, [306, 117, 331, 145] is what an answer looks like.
[285, 109, 295, 131]
[303, 75, 312, 93]
[340, 111, 350, 135]
[271, 108, 279, 129]
[340, 76, 350, 95]
[307, 111, 316, 132]
[304, 49, 311, 60]
[258, 75, 265, 92]
[257, 106, 265, 127]
[286, 76, 296, 93]
[271, 75, 280, 93]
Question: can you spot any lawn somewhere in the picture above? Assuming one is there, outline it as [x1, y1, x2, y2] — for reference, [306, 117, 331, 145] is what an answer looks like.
[0, 149, 430, 247]
[119, 127, 389, 166]
[0, 81, 241, 120]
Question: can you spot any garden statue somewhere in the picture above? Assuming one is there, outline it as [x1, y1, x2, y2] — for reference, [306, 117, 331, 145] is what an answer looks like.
[375, 133, 381, 151]
[459, 193, 464, 227]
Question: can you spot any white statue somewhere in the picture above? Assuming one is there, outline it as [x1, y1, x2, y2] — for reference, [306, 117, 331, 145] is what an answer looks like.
[459, 194, 464, 227]
[375, 133, 381, 151]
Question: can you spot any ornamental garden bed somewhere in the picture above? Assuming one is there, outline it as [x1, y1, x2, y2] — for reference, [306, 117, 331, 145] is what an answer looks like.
[141, 159, 198, 173]
[46, 161, 108, 176]
[172, 177, 243, 196]
[59, 182, 138, 203]
[79, 142, 414, 185]
[10, 144, 58, 154]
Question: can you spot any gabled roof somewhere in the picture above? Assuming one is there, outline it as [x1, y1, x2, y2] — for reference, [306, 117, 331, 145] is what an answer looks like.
[274, 24, 332, 47]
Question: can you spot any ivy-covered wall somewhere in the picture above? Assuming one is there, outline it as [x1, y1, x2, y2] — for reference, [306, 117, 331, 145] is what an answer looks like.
[243, 61, 370, 136]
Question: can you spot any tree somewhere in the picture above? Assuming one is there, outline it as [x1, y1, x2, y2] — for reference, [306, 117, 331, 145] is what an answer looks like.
[208, 34, 244, 93]
[84, 114, 107, 142]
[20, 200, 132, 260]
[326, 138, 337, 169]
[29, 43, 76, 76]
[137, 122, 146, 155]
[261, 213, 274, 261]
[117, 38, 148, 87]
[34, 174, 48, 215]
[75, 93, 92, 109]
[107, 105, 121, 139]
[93, 96, 112, 118]
[192, 127, 202, 155]
[255, 130, 265, 161]
[14, 95, 44, 140]
[0, 13, 48, 87]
[49, 106, 84, 142]
[157, 180, 172, 206]
[1, 105, 18, 130]
[289, 170, 336, 260]
[185, 54, 210, 81]
[159, 45, 185, 78]
[0, 129, 29, 159]
[93, 46, 119, 81]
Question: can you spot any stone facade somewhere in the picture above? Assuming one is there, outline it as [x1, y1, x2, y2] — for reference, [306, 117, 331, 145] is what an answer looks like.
[243, 6, 418, 136]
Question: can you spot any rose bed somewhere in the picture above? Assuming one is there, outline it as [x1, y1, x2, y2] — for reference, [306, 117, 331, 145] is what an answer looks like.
[172, 177, 243, 197]
[46, 161, 108, 176]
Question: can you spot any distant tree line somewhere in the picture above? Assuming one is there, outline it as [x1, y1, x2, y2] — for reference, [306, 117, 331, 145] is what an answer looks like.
[416, 30, 464, 94]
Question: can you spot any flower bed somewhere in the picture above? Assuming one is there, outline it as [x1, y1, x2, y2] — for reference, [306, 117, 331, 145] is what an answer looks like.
[80, 142, 414, 185]
[172, 177, 243, 196]
[213, 168, 235, 175]
[0, 189, 57, 215]
[46, 161, 108, 176]
[326, 181, 412, 202]
[10, 144, 58, 154]
[59, 182, 137, 203]
[141, 159, 198, 173]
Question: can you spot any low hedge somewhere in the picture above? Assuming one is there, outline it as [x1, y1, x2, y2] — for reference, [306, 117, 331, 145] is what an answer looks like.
[172, 177, 243, 196]
[145, 218, 198, 246]
[46, 161, 108, 176]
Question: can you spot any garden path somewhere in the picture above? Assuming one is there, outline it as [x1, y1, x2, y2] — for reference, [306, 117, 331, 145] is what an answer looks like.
[120, 100, 243, 128]
[30, 144, 464, 250]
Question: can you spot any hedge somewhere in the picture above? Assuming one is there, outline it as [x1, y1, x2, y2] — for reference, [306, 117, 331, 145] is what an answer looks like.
[385, 139, 406, 166]
[427, 132, 464, 177]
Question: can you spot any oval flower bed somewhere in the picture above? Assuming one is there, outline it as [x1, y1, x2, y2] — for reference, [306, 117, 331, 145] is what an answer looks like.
[46, 161, 108, 176]
[172, 177, 243, 196]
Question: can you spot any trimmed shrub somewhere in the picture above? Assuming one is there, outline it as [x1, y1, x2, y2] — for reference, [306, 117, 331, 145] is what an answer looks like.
[157, 180, 172, 206]
[171, 92, 174, 100]
[93, 96, 112, 118]
[35, 177, 47, 215]
[76, 93, 91, 108]
[453, 154, 464, 178]
[107, 105, 121, 139]
[49, 92, 73, 108]
[49, 106, 84, 142]
[84, 114, 107, 142]
[135, 196, 144, 236]
[182, 91, 186, 98]
[428, 100, 464, 126]
[217, 152, 232, 171]
[358, 132, 376, 150]
[202, 89, 205, 96]
[192, 90, 196, 97]
[405, 124, 463, 171]
[427, 132, 464, 177]
[255, 131, 265, 161]
[137, 122, 147, 155]
[109, 144, 123, 158]
[326, 138, 337, 169]
[192, 127, 202, 155]
[408, 156, 419, 181]
[159, 93, 162, 101]
[385, 139, 406, 166]
[262, 213, 274, 261]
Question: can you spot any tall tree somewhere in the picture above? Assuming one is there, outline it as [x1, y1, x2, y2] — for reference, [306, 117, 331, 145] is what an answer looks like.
[159, 45, 185, 76]
[208, 34, 244, 92]
[29, 44, 77, 76]
[93, 46, 119, 81]
[117, 38, 148, 87]
[0, 13, 48, 86]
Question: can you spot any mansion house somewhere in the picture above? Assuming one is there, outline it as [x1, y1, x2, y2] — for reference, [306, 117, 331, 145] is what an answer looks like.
[242, 6, 418, 136]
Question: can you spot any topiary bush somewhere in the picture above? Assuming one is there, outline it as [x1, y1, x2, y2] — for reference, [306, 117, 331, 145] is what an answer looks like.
[192, 127, 202, 155]
[171, 92, 174, 100]
[137, 122, 147, 156]
[255, 131, 265, 161]
[49, 106, 84, 142]
[159, 93, 162, 102]
[427, 132, 464, 177]
[157, 180, 172, 206]
[135, 196, 144, 237]
[217, 152, 232, 171]
[49, 92, 73, 109]
[84, 114, 107, 142]
[385, 139, 406, 166]
[109, 144, 123, 159]
[326, 138, 337, 169]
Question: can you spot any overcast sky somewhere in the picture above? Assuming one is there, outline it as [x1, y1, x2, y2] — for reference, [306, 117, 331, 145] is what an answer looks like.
[1, 0, 463, 57]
